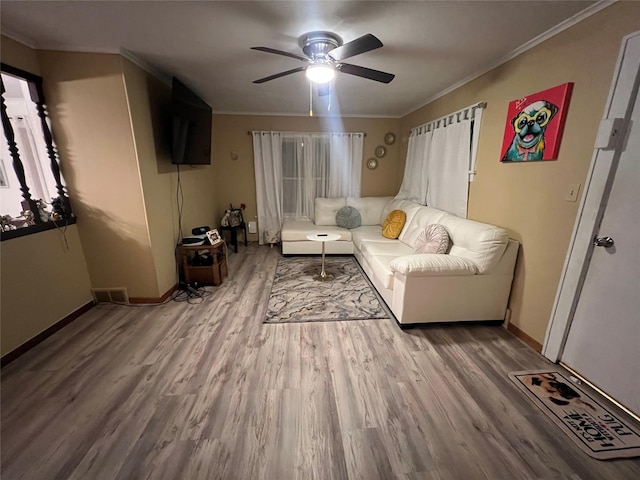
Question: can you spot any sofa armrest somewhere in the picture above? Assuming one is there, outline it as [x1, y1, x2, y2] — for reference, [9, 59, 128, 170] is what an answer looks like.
[390, 254, 478, 277]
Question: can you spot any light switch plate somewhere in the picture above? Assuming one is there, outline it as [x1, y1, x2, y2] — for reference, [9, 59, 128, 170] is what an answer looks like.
[565, 183, 581, 202]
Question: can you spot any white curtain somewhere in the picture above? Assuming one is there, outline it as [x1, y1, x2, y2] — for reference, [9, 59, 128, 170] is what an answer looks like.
[252, 131, 283, 245]
[253, 131, 363, 244]
[427, 119, 472, 218]
[327, 133, 363, 197]
[395, 127, 432, 204]
[396, 102, 484, 218]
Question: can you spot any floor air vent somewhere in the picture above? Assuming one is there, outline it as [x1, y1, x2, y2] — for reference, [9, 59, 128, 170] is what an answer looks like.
[91, 288, 129, 304]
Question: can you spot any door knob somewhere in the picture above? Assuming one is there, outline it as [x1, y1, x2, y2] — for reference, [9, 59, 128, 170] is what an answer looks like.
[593, 236, 614, 248]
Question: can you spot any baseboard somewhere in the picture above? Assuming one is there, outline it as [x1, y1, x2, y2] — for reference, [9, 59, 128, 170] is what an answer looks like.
[507, 323, 543, 353]
[1, 300, 94, 367]
[128, 284, 178, 304]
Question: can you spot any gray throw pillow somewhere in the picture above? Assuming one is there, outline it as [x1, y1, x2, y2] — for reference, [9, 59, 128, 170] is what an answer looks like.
[336, 206, 362, 229]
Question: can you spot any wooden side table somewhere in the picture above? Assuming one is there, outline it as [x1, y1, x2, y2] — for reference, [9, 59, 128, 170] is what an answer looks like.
[179, 243, 227, 286]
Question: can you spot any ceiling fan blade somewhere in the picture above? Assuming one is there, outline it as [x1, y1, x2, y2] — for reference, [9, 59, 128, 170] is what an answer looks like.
[328, 34, 383, 61]
[338, 63, 395, 84]
[251, 46, 308, 62]
[253, 66, 306, 84]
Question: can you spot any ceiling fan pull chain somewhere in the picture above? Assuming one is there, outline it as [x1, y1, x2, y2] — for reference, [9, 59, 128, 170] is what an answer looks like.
[309, 81, 313, 117]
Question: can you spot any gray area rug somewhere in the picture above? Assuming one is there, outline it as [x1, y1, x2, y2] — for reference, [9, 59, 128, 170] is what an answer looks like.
[265, 256, 389, 323]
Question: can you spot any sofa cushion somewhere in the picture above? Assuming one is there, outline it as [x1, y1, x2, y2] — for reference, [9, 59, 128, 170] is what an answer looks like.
[414, 224, 450, 254]
[336, 206, 362, 229]
[360, 239, 414, 258]
[382, 210, 406, 239]
[358, 239, 413, 290]
[369, 254, 399, 290]
[315, 197, 347, 225]
[347, 196, 393, 225]
[390, 254, 478, 277]
[351, 225, 393, 250]
[399, 205, 451, 246]
[281, 220, 352, 241]
[439, 216, 508, 274]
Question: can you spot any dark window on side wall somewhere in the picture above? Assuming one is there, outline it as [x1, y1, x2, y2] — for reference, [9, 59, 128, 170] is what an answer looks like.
[1, 63, 75, 240]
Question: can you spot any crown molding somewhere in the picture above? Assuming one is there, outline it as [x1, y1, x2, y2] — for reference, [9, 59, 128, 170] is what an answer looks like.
[1, 29, 38, 49]
[403, 0, 616, 117]
[119, 48, 171, 86]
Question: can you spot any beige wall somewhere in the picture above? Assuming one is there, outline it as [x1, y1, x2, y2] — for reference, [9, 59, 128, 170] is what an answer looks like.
[213, 114, 400, 241]
[399, 2, 640, 343]
[1, 35, 41, 75]
[1, 36, 93, 356]
[122, 59, 222, 295]
[121, 59, 179, 296]
[37, 51, 163, 298]
[1, 228, 92, 355]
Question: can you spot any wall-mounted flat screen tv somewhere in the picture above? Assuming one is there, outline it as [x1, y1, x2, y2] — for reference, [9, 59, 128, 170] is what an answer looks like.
[171, 77, 212, 165]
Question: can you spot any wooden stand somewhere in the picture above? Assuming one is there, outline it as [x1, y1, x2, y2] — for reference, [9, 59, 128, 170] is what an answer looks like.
[220, 223, 247, 253]
[179, 243, 227, 286]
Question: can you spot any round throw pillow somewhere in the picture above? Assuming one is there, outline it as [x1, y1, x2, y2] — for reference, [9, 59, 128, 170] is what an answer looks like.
[336, 206, 362, 229]
[381, 210, 406, 239]
[413, 224, 450, 254]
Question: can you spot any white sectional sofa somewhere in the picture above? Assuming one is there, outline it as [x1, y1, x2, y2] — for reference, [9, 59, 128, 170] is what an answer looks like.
[281, 196, 519, 326]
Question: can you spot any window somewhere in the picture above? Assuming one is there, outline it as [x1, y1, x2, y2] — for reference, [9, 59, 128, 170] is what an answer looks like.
[1, 63, 74, 240]
[252, 130, 362, 244]
[280, 132, 363, 222]
[281, 136, 329, 221]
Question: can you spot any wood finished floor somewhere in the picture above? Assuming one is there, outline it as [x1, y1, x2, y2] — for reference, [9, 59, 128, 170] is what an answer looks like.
[2, 244, 639, 480]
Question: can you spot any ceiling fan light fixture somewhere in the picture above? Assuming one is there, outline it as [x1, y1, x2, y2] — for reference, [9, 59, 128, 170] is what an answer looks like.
[306, 64, 335, 84]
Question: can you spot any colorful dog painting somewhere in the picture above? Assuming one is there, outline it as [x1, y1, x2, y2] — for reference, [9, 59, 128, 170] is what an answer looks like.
[500, 83, 573, 162]
[502, 100, 558, 161]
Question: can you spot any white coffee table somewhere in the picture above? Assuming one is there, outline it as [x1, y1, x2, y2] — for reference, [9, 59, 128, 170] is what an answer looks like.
[306, 233, 341, 281]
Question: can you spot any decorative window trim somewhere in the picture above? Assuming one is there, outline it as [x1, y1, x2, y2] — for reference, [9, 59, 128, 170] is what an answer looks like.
[1, 62, 75, 241]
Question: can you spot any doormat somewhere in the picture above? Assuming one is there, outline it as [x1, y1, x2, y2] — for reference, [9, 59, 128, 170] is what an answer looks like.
[509, 370, 640, 460]
[265, 256, 389, 323]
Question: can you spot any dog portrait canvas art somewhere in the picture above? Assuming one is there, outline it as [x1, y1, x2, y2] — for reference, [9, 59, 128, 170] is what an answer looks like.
[501, 83, 573, 162]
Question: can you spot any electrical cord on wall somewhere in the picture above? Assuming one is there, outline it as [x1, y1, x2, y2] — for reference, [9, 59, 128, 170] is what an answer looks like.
[174, 164, 186, 286]
[51, 217, 70, 251]
[176, 164, 184, 244]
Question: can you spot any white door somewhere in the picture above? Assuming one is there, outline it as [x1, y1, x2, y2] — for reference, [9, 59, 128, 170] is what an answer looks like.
[560, 34, 640, 416]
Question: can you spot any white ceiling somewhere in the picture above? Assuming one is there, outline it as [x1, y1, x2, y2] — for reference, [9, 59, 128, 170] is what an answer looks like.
[1, 1, 601, 117]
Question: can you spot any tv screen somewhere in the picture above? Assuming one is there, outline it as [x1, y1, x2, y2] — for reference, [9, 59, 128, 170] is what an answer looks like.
[171, 77, 212, 165]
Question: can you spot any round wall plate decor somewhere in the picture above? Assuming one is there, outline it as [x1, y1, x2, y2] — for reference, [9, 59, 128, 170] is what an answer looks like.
[384, 132, 396, 145]
[375, 145, 386, 158]
[367, 158, 378, 170]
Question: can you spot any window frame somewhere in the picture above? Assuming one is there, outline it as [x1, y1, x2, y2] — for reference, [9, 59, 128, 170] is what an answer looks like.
[1, 63, 76, 241]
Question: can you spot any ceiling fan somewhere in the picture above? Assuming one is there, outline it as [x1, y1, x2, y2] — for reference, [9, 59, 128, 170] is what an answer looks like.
[251, 31, 395, 90]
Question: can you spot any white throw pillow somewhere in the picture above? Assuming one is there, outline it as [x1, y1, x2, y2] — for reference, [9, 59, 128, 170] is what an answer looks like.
[413, 224, 450, 254]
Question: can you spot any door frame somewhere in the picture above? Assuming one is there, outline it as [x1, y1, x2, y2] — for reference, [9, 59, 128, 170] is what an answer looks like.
[543, 30, 640, 362]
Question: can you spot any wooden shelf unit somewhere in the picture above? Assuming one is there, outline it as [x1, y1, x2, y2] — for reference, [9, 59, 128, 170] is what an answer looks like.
[179, 243, 227, 286]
